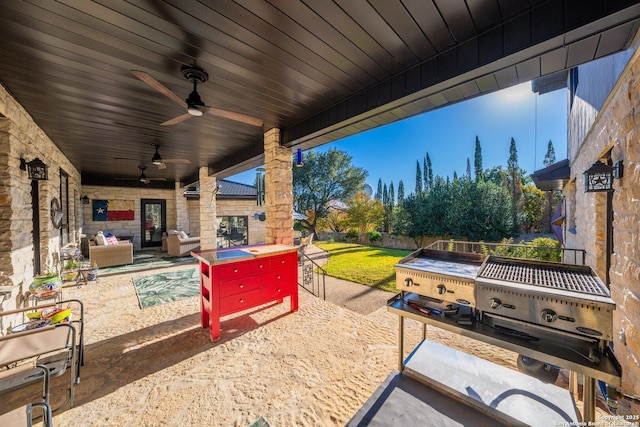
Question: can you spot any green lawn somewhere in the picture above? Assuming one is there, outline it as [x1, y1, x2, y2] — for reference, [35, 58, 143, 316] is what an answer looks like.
[314, 241, 412, 292]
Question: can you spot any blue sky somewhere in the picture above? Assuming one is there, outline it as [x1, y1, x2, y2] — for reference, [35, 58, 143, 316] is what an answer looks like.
[229, 82, 568, 194]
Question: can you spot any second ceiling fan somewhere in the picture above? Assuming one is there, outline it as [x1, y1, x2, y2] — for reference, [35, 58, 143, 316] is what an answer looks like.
[131, 65, 263, 127]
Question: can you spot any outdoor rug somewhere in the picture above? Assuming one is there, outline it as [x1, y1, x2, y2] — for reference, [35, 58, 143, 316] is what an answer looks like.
[100, 250, 196, 276]
[132, 268, 200, 309]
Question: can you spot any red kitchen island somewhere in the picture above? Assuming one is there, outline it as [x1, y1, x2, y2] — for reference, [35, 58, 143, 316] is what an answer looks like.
[191, 244, 299, 342]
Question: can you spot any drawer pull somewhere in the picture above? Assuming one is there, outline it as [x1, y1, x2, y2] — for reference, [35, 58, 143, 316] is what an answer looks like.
[239, 298, 244, 303]
[277, 288, 281, 293]
[277, 275, 281, 279]
[259, 264, 264, 269]
[239, 284, 244, 289]
[233, 268, 238, 273]
[281, 259, 285, 264]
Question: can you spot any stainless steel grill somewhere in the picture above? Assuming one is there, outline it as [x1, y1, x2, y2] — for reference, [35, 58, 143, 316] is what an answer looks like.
[395, 250, 615, 343]
[480, 258, 610, 297]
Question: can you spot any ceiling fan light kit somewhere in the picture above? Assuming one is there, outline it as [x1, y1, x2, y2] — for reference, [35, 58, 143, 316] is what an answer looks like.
[183, 65, 208, 117]
[151, 144, 163, 165]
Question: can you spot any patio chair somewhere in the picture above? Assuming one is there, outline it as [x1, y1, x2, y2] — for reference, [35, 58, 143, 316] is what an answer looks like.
[298, 234, 314, 254]
[0, 307, 81, 411]
[0, 362, 52, 427]
[0, 299, 84, 388]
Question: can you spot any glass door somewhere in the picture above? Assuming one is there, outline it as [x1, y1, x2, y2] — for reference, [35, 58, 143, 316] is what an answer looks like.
[141, 199, 166, 248]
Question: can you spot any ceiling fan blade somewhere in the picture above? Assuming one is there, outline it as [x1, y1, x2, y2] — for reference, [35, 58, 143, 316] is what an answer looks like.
[147, 177, 167, 181]
[206, 107, 263, 127]
[131, 70, 185, 107]
[162, 158, 191, 164]
[161, 113, 192, 126]
[156, 162, 167, 170]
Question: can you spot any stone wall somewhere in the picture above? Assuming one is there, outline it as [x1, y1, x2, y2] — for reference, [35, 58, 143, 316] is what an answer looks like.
[0, 84, 82, 321]
[264, 128, 293, 245]
[81, 185, 178, 249]
[565, 46, 640, 414]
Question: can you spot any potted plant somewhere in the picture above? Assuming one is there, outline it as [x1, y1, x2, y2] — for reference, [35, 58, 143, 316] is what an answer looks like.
[60, 259, 80, 282]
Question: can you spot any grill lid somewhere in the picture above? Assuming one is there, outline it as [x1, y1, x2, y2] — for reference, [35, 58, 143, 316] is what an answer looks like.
[479, 257, 610, 297]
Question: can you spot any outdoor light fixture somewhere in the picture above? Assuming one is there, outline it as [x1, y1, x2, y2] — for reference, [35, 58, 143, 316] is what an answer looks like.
[295, 148, 304, 167]
[26, 158, 48, 181]
[152, 149, 163, 165]
[584, 159, 624, 192]
[80, 195, 90, 204]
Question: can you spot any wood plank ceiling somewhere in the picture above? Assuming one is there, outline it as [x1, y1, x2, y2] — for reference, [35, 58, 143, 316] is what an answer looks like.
[0, 1, 638, 187]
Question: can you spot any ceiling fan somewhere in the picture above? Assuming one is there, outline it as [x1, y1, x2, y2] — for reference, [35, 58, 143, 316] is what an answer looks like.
[131, 65, 263, 127]
[115, 165, 167, 184]
[150, 143, 190, 169]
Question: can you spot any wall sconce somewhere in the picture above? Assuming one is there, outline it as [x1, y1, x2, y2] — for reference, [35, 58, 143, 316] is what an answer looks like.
[26, 158, 48, 181]
[584, 160, 621, 192]
[80, 195, 90, 204]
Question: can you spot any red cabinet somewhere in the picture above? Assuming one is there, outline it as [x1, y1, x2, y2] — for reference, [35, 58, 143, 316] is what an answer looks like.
[193, 245, 299, 341]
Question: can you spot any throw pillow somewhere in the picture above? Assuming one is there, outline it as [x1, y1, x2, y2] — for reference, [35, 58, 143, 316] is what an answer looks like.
[95, 233, 107, 246]
[106, 236, 119, 245]
[179, 231, 189, 239]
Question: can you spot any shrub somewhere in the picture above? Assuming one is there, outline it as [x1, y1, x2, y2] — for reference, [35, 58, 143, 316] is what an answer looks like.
[527, 237, 561, 262]
[345, 229, 359, 240]
[367, 230, 381, 242]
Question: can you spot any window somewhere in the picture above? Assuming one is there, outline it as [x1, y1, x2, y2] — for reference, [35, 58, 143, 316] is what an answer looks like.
[216, 216, 248, 247]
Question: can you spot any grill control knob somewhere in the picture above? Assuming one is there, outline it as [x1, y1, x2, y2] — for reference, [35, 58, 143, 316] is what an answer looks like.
[404, 278, 414, 287]
[489, 298, 502, 309]
[437, 284, 447, 295]
[541, 309, 558, 323]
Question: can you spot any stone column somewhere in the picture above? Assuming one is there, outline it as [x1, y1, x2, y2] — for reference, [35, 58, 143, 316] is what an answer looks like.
[175, 182, 189, 232]
[199, 167, 217, 250]
[264, 128, 293, 245]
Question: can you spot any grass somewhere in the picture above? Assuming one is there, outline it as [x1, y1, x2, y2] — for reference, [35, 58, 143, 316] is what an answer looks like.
[314, 241, 412, 292]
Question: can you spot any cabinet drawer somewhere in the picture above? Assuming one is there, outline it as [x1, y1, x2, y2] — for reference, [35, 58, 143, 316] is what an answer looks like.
[218, 260, 255, 279]
[219, 275, 261, 298]
[251, 259, 269, 274]
[220, 289, 262, 316]
[262, 282, 292, 301]
[263, 267, 296, 287]
[270, 252, 298, 269]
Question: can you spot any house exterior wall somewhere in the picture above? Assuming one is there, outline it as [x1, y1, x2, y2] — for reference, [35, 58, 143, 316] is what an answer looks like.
[0, 84, 82, 322]
[81, 185, 178, 249]
[565, 45, 640, 414]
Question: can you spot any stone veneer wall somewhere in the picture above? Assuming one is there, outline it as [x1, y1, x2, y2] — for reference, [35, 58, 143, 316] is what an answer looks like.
[199, 168, 217, 250]
[0, 84, 82, 321]
[264, 128, 293, 245]
[566, 47, 640, 414]
[81, 185, 178, 249]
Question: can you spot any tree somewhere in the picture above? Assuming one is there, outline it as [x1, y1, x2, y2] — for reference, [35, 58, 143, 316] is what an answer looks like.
[375, 179, 382, 200]
[344, 193, 385, 239]
[507, 137, 523, 233]
[426, 153, 433, 190]
[388, 182, 395, 208]
[397, 180, 405, 203]
[466, 158, 471, 178]
[474, 135, 483, 181]
[293, 148, 367, 237]
[543, 140, 556, 167]
[415, 160, 423, 193]
[521, 184, 546, 233]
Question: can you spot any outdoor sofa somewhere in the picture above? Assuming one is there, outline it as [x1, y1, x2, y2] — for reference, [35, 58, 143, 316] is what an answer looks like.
[166, 232, 200, 257]
[88, 235, 133, 268]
